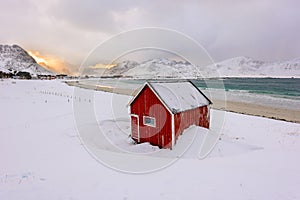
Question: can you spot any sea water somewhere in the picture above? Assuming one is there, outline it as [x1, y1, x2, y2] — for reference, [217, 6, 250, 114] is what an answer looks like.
[81, 78, 300, 110]
[193, 78, 300, 110]
[193, 78, 300, 101]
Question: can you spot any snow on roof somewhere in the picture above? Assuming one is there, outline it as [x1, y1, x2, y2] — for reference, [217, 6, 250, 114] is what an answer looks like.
[148, 81, 211, 113]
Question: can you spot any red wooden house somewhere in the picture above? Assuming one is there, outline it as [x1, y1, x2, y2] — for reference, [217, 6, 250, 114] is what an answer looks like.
[128, 80, 212, 149]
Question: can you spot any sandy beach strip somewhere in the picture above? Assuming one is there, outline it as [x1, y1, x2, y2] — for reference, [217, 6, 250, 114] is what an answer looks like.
[66, 81, 300, 123]
[212, 99, 300, 124]
[66, 81, 139, 95]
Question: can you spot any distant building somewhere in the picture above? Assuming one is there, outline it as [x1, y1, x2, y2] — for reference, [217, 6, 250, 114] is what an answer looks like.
[37, 74, 56, 80]
[128, 81, 212, 149]
[15, 71, 32, 79]
[56, 74, 68, 79]
[0, 71, 13, 78]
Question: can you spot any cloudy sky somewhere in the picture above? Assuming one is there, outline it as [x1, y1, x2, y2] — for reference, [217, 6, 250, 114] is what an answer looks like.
[0, 0, 299, 73]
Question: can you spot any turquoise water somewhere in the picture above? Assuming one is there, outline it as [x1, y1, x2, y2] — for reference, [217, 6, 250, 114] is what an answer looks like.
[93, 78, 300, 101]
[192, 78, 300, 100]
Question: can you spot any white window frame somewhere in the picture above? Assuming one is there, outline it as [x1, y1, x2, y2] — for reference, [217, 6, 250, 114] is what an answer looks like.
[143, 116, 156, 127]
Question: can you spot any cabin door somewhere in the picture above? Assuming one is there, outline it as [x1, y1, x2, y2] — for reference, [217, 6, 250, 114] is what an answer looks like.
[131, 115, 139, 142]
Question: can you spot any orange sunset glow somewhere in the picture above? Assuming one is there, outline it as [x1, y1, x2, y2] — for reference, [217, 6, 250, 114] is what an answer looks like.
[90, 63, 116, 69]
[28, 51, 71, 74]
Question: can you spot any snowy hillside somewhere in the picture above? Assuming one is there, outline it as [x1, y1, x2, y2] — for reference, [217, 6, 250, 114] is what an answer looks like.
[0, 44, 53, 75]
[104, 58, 202, 78]
[205, 56, 300, 78]
[104, 60, 139, 76]
[103, 57, 300, 78]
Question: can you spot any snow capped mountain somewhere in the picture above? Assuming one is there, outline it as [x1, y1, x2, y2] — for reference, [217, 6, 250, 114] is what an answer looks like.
[104, 60, 139, 76]
[205, 56, 300, 78]
[0, 44, 53, 75]
[2, 44, 297, 78]
[104, 56, 300, 78]
[104, 58, 202, 78]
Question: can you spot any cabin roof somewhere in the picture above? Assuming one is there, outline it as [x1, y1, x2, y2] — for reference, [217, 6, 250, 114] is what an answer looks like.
[129, 80, 212, 114]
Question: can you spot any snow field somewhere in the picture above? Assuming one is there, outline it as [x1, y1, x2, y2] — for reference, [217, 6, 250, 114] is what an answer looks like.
[0, 79, 300, 200]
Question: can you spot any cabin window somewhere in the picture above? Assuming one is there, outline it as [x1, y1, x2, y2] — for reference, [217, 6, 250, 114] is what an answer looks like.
[143, 116, 156, 127]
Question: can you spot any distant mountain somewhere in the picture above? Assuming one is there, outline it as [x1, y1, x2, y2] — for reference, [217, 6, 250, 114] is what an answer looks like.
[0, 44, 53, 76]
[103, 56, 300, 78]
[104, 58, 201, 78]
[103, 60, 139, 76]
[205, 56, 300, 78]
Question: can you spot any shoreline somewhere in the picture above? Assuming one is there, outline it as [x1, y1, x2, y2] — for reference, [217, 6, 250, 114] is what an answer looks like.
[66, 81, 300, 124]
[212, 99, 300, 124]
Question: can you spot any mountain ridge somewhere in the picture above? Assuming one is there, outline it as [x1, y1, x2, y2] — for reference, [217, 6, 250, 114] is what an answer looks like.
[103, 56, 300, 78]
[0, 44, 54, 76]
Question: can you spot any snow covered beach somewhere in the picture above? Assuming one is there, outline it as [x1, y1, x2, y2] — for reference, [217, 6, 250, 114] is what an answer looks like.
[1, 79, 300, 199]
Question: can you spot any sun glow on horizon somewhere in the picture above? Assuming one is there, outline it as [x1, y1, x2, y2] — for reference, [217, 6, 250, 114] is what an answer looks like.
[28, 51, 72, 74]
[89, 63, 116, 69]
[28, 51, 48, 65]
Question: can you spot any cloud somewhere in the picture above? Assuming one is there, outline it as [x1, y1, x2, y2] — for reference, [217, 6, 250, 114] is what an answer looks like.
[50, 0, 140, 32]
[89, 63, 116, 69]
[0, 0, 300, 74]
[28, 51, 75, 75]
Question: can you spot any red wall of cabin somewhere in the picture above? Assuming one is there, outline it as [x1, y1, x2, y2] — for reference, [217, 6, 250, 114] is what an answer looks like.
[130, 85, 172, 148]
[174, 106, 209, 145]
